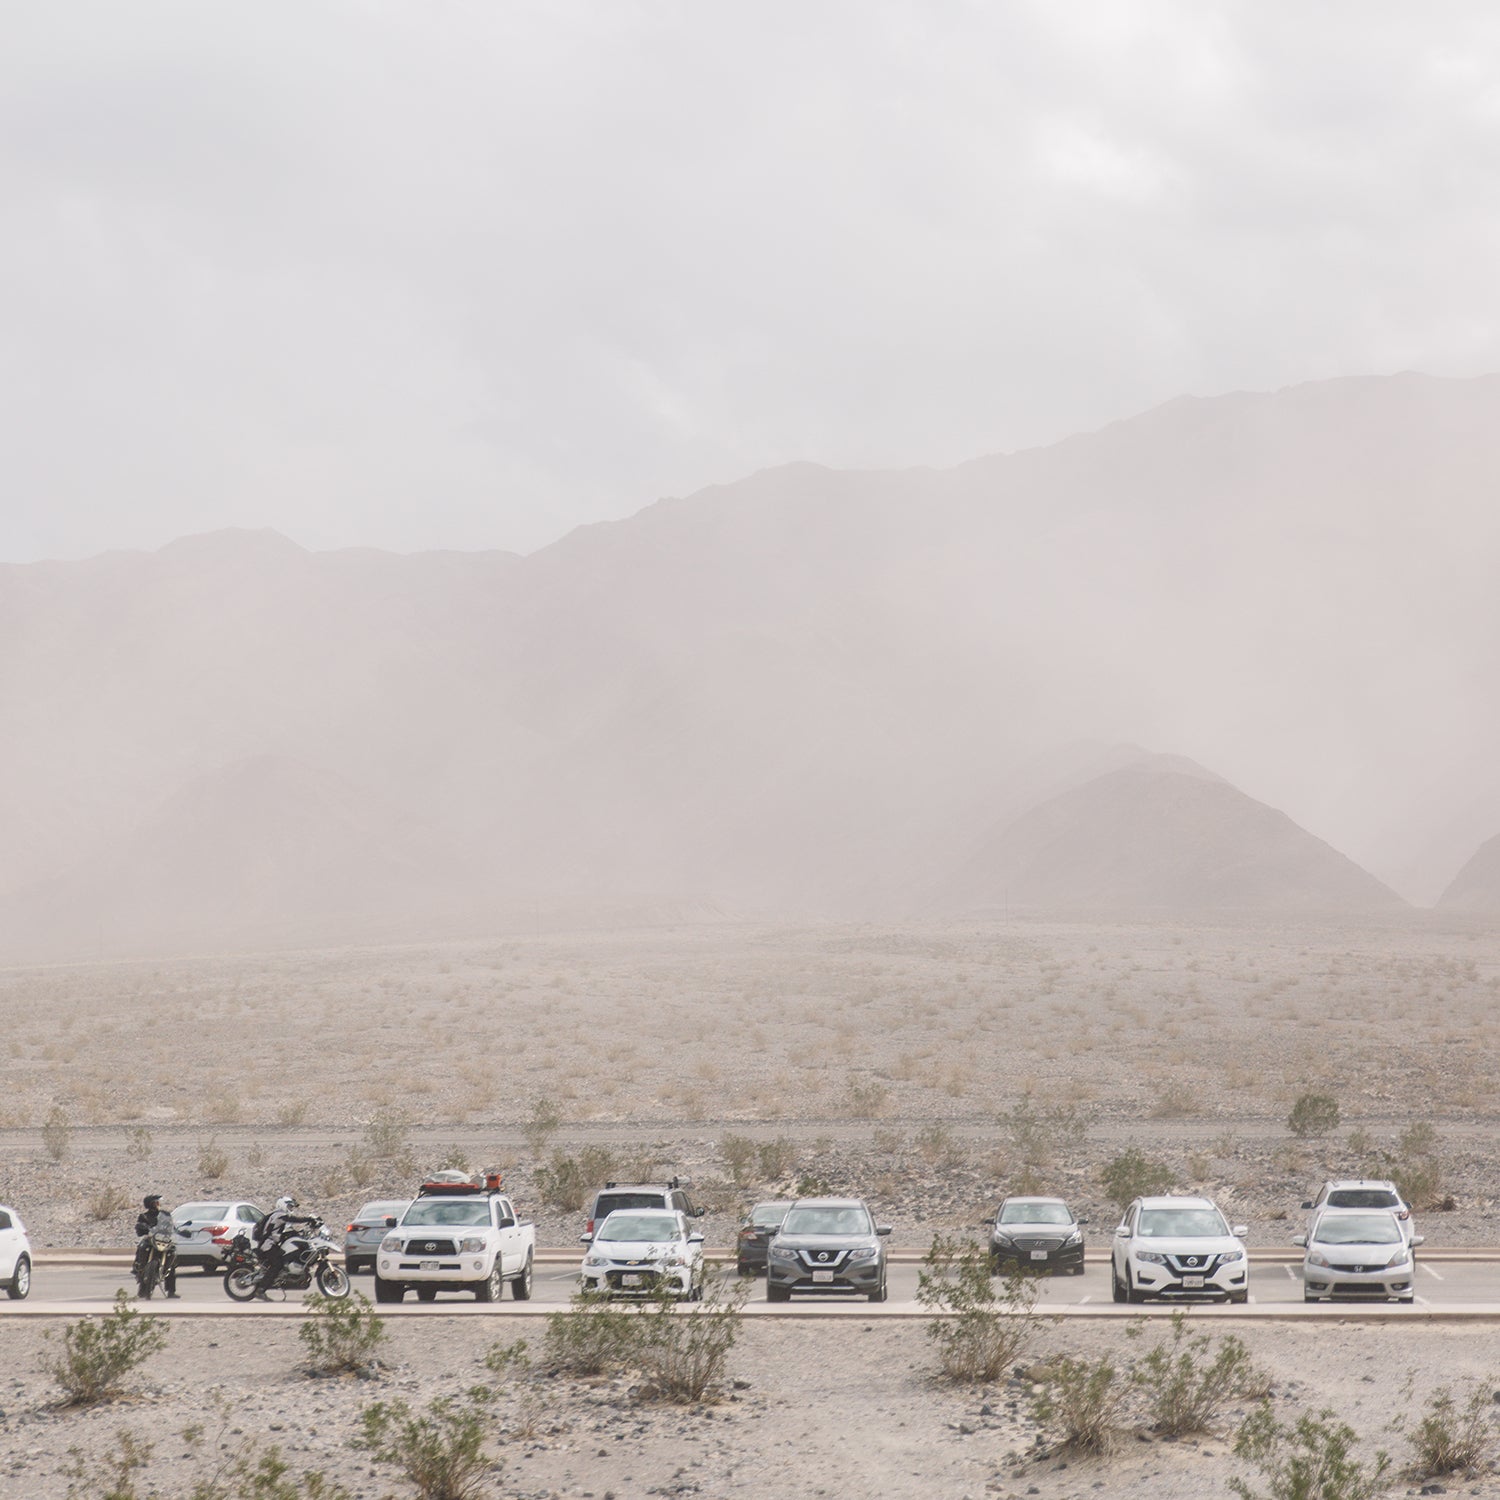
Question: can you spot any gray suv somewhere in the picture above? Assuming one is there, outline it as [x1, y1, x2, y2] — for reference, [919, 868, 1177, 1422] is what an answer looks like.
[584, 1180, 702, 1238]
[766, 1198, 891, 1302]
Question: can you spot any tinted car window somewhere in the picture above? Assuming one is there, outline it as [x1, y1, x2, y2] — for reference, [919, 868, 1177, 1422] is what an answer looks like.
[594, 1192, 666, 1218]
[782, 1206, 872, 1236]
[1000, 1202, 1072, 1225]
[1137, 1208, 1229, 1238]
[1326, 1190, 1400, 1211]
[1316, 1214, 1402, 1245]
[0, 1211, 10, 1230]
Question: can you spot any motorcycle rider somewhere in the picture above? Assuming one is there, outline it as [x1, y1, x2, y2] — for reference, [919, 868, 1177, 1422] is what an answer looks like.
[253, 1195, 318, 1295]
[131, 1193, 179, 1299]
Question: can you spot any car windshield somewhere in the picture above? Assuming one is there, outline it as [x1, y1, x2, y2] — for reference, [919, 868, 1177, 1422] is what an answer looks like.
[750, 1204, 790, 1228]
[599, 1214, 679, 1243]
[1316, 1214, 1402, 1245]
[594, 1192, 665, 1218]
[401, 1201, 489, 1227]
[1137, 1208, 1229, 1238]
[1000, 1202, 1072, 1225]
[781, 1206, 872, 1236]
[174, 1203, 231, 1221]
[1326, 1189, 1400, 1211]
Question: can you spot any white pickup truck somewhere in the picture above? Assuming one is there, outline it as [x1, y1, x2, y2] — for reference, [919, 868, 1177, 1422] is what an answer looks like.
[374, 1174, 534, 1303]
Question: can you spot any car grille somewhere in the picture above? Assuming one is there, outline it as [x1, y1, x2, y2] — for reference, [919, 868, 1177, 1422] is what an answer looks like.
[1333, 1263, 1393, 1275]
[795, 1248, 852, 1271]
[1013, 1238, 1064, 1252]
[1163, 1252, 1226, 1275]
[605, 1268, 663, 1290]
[403, 1238, 458, 1256]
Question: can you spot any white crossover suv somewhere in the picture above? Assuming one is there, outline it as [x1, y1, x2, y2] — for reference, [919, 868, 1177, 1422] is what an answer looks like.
[1111, 1195, 1249, 1304]
[0, 1204, 31, 1300]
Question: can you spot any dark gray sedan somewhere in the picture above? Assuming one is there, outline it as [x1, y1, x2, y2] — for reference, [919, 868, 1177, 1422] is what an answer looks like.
[985, 1196, 1085, 1275]
[734, 1200, 792, 1276]
[344, 1199, 409, 1274]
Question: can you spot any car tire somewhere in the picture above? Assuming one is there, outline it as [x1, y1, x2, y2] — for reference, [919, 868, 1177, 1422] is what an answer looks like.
[416, 1287, 438, 1302]
[1399, 1294, 1415, 1304]
[1303, 1291, 1321, 1303]
[867, 1268, 888, 1304]
[511, 1255, 533, 1301]
[1227, 1291, 1248, 1305]
[6, 1255, 30, 1300]
[1111, 1265, 1126, 1303]
[1071, 1263, 1086, 1276]
[737, 1262, 753, 1278]
[474, 1263, 504, 1303]
[374, 1278, 404, 1304]
[1126, 1282, 1147, 1304]
[767, 1281, 791, 1302]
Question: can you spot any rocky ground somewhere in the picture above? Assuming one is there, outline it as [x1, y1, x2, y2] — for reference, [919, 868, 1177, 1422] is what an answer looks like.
[2, 1311, 1498, 1499]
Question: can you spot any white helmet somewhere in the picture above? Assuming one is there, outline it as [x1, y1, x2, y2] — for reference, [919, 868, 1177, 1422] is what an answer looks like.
[275, 1195, 297, 1212]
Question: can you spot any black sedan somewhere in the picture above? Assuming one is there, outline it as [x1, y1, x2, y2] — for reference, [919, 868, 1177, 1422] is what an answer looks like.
[735, 1200, 792, 1276]
[984, 1196, 1085, 1275]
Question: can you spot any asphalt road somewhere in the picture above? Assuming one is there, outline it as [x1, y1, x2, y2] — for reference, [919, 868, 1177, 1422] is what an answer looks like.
[8, 1256, 1498, 1318]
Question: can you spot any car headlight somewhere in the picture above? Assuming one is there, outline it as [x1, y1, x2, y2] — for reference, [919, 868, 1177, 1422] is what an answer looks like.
[847, 1247, 878, 1263]
[1219, 1249, 1243, 1263]
[1385, 1247, 1410, 1267]
[1063, 1229, 1083, 1246]
[1136, 1250, 1167, 1265]
[583, 1253, 606, 1267]
[380, 1235, 401, 1253]
[459, 1238, 485, 1254]
[991, 1233, 1013, 1247]
[661, 1253, 684, 1267]
[1307, 1251, 1331, 1268]
[769, 1245, 797, 1261]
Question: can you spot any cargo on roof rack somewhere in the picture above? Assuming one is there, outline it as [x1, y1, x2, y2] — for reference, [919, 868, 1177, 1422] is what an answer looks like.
[416, 1171, 504, 1198]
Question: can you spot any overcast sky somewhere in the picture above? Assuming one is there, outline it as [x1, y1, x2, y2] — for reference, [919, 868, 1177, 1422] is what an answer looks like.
[3, 0, 1499, 562]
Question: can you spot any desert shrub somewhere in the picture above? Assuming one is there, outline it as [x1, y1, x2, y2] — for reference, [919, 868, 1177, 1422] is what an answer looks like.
[1032, 1354, 1126, 1455]
[42, 1103, 72, 1163]
[719, 1133, 758, 1186]
[299, 1292, 387, 1375]
[542, 1288, 643, 1375]
[64, 1427, 151, 1500]
[44, 1292, 169, 1406]
[1345, 1126, 1372, 1156]
[841, 1079, 890, 1118]
[357, 1389, 498, 1500]
[198, 1136, 229, 1180]
[482, 1338, 531, 1380]
[1230, 1403, 1390, 1500]
[1100, 1147, 1174, 1210]
[1287, 1092, 1340, 1138]
[88, 1184, 133, 1222]
[275, 1100, 309, 1127]
[188, 1444, 352, 1500]
[534, 1144, 616, 1212]
[433, 1143, 469, 1173]
[636, 1272, 748, 1402]
[915, 1121, 962, 1167]
[1135, 1315, 1267, 1436]
[1406, 1382, 1496, 1478]
[522, 1097, 561, 1157]
[1149, 1082, 1201, 1119]
[245, 1139, 266, 1169]
[362, 1108, 414, 1173]
[124, 1125, 153, 1161]
[1004, 1092, 1084, 1167]
[916, 1234, 1038, 1383]
[757, 1136, 796, 1180]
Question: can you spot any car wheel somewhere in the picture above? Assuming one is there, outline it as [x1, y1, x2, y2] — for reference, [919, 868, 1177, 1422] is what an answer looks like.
[867, 1267, 888, 1304]
[416, 1287, 438, 1302]
[373, 1278, 404, 1304]
[511, 1255, 533, 1301]
[1126, 1281, 1147, 1304]
[1303, 1291, 1321, 1303]
[1111, 1265, 1126, 1303]
[1398, 1294, 1415, 1304]
[6, 1255, 30, 1300]
[767, 1281, 791, 1302]
[1071, 1263, 1086, 1276]
[474, 1263, 504, 1303]
[737, 1262, 752, 1278]
[1227, 1290, 1248, 1305]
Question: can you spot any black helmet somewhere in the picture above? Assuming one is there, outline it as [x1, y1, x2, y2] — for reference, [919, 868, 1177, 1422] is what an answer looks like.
[143, 1193, 162, 1209]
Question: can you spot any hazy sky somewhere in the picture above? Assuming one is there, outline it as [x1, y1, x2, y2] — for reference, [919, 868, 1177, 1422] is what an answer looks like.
[4, 1, 1499, 563]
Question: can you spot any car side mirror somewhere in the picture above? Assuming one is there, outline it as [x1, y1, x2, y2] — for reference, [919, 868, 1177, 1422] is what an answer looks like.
[876, 1225, 893, 1237]
[1076, 1217, 1089, 1225]
[693, 1208, 706, 1218]
[1232, 1225, 1248, 1238]
[579, 1232, 593, 1244]
[1290, 1233, 1307, 1246]
[688, 1233, 704, 1244]
[498, 1219, 514, 1229]
[1114, 1225, 1130, 1237]
[1412, 1234, 1425, 1247]
[1300, 1201, 1313, 1211]
[384, 1217, 398, 1229]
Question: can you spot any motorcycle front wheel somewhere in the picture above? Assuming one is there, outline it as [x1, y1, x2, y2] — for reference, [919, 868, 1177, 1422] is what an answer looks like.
[224, 1267, 261, 1301]
[315, 1263, 351, 1299]
[137, 1262, 158, 1299]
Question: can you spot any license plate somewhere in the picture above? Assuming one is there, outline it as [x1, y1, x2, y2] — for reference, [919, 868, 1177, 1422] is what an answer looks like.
[1030, 1250, 1049, 1261]
[812, 1270, 835, 1283]
[1183, 1275, 1205, 1289]
[622, 1273, 642, 1287]
[420, 1260, 439, 1272]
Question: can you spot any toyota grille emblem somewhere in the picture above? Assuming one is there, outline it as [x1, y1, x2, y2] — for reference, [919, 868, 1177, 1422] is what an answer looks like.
[424, 1242, 436, 1253]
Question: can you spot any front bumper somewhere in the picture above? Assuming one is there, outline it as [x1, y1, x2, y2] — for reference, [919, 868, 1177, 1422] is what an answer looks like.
[1128, 1257, 1247, 1300]
[991, 1239, 1085, 1273]
[766, 1256, 884, 1296]
[581, 1261, 693, 1297]
[1304, 1261, 1414, 1298]
[377, 1254, 492, 1283]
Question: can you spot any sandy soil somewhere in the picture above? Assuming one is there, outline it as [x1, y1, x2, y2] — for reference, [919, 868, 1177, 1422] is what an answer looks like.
[1, 1312, 1497, 1498]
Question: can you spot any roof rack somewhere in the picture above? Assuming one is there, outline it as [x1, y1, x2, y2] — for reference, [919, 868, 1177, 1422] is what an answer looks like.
[415, 1170, 504, 1199]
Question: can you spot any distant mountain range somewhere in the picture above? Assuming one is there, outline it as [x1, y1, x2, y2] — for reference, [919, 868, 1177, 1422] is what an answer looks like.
[3, 371, 1499, 957]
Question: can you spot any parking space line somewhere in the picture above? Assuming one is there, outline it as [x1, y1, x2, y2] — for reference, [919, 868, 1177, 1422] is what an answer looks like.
[1423, 1264, 1445, 1281]
[1078, 1295, 1091, 1304]
[1284, 1265, 1297, 1280]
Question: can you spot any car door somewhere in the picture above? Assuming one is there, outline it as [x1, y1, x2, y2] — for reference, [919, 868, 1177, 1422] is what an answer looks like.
[0, 1210, 16, 1279]
[493, 1197, 518, 1274]
[1112, 1201, 1138, 1279]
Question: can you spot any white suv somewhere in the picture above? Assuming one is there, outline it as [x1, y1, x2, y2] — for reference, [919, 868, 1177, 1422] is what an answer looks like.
[1301, 1180, 1414, 1249]
[376, 1177, 534, 1304]
[0, 1204, 31, 1300]
[1111, 1195, 1249, 1304]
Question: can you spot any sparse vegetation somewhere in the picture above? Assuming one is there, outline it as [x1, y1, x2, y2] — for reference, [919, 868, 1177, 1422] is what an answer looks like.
[1287, 1092, 1341, 1138]
[1231, 1404, 1390, 1500]
[534, 1144, 616, 1211]
[42, 1103, 72, 1163]
[298, 1292, 387, 1375]
[636, 1272, 748, 1403]
[124, 1124, 153, 1161]
[88, 1184, 133, 1222]
[1406, 1381, 1496, 1479]
[916, 1233, 1038, 1382]
[1031, 1354, 1127, 1455]
[197, 1135, 229, 1180]
[1135, 1315, 1267, 1436]
[357, 1389, 498, 1500]
[1100, 1146, 1174, 1209]
[522, 1097, 561, 1157]
[44, 1292, 169, 1406]
[542, 1287, 643, 1376]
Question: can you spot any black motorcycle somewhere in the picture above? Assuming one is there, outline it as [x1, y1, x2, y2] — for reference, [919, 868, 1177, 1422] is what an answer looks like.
[134, 1219, 181, 1300]
[223, 1221, 350, 1301]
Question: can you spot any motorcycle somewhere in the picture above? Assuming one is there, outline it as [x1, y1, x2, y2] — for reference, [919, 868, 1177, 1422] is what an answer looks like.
[223, 1221, 350, 1301]
[134, 1217, 181, 1300]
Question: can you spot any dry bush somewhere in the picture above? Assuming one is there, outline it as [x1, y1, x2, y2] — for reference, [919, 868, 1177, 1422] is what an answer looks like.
[1032, 1355, 1126, 1455]
[917, 1235, 1038, 1383]
[88, 1185, 133, 1222]
[44, 1293, 168, 1406]
[197, 1136, 229, 1180]
[1135, 1317, 1268, 1436]
[1406, 1382, 1496, 1479]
